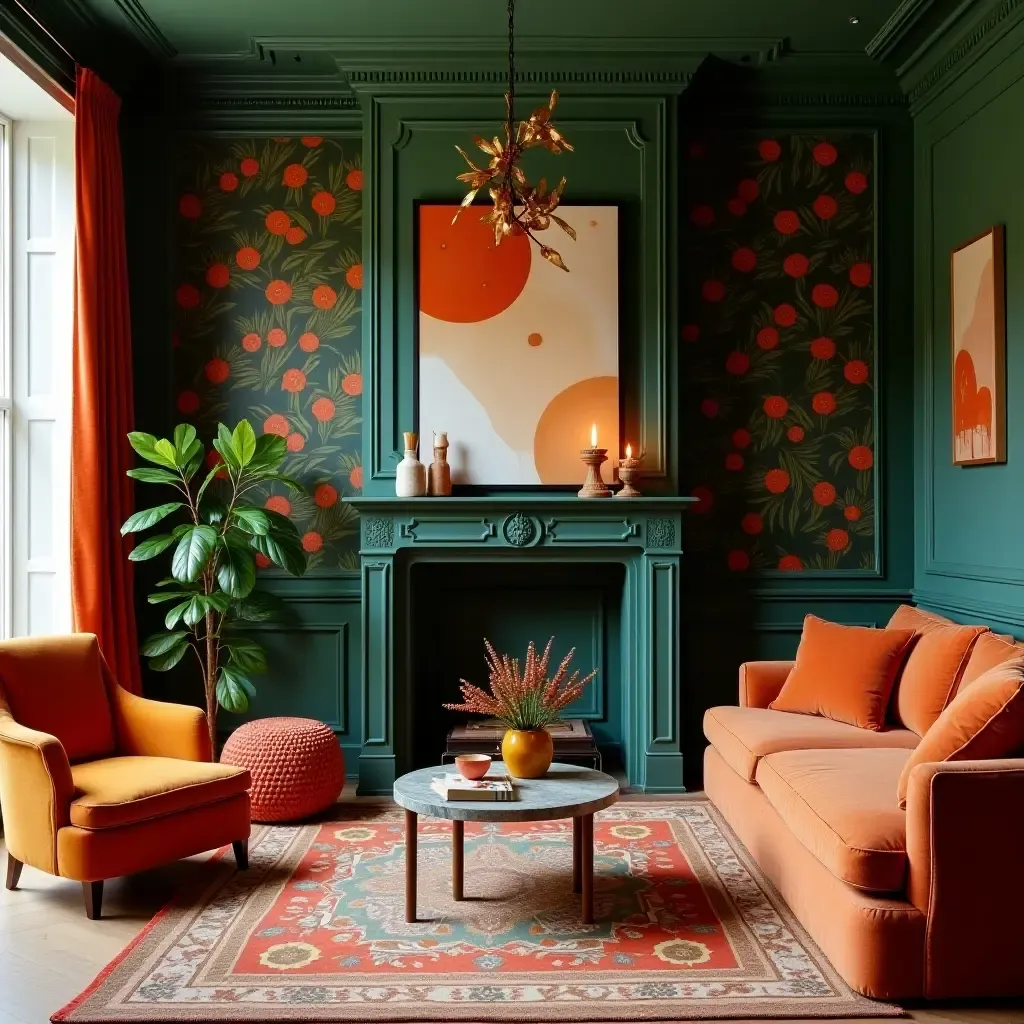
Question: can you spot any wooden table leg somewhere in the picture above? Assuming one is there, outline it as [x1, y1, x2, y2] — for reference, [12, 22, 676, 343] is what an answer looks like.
[581, 813, 594, 925]
[452, 819, 464, 901]
[405, 809, 418, 923]
[571, 816, 582, 894]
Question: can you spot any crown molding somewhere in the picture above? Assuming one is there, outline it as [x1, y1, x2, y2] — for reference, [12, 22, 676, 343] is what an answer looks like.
[865, 0, 935, 60]
[109, 0, 176, 58]
[904, 0, 1024, 107]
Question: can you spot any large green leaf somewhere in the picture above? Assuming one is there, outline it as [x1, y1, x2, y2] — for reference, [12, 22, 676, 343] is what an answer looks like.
[128, 431, 176, 469]
[233, 506, 271, 536]
[216, 537, 256, 599]
[173, 423, 197, 455]
[128, 533, 178, 561]
[224, 636, 268, 674]
[216, 665, 256, 714]
[155, 438, 178, 468]
[214, 422, 241, 471]
[247, 433, 287, 472]
[149, 642, 190, 672]
[233, 589, 285, 622]
[164, 599, 192, 629]
[249, 529, 306, 577]
[127, 467, 180, 485]
[141, 630, 190, 656]
[182, 595, 207, 627]
[171, 524, 218, 582]
[120, 502, 183, 536]
[148, 590, 192, 604]
[232, 420, 257, 467]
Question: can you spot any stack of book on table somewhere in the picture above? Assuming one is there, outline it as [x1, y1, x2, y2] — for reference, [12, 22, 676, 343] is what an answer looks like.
[430, 773, 516, 801]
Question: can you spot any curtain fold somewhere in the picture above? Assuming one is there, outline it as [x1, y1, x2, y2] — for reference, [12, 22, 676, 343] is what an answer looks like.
[70, 67, 141, 693]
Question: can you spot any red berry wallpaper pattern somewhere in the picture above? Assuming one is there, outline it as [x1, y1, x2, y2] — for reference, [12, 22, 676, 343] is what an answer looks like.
[682, 134, 875, 573]
[173, 136, 363, 570]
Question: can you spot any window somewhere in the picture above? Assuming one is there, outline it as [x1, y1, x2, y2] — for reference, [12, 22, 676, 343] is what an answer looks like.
[0, 54, 74, 638]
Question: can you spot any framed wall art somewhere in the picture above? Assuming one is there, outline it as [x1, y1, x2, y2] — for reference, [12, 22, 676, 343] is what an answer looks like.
[951, 225, 1006, 466]
[417, 204, 619, 486]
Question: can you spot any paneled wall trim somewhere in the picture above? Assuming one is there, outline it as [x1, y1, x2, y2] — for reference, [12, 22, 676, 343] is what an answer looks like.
[910, 0, 1024, 635]
[347, 62, 683, 494]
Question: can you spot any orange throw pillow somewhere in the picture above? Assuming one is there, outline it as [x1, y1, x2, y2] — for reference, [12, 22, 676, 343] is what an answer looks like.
[887, 605, 954, 634]
[959, 632, 1024, 688]
[893, 624, 987, 735]
[897, 659, 1024, 807]
[769, 615, 916, 731]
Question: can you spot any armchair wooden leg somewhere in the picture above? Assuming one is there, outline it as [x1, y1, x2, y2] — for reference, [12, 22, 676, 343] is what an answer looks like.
[83, 880, 103, 920]
[232, 839, 249, 871]
[5, 855, 23, 891]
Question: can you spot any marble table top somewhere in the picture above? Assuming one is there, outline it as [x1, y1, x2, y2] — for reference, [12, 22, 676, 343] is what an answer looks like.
[393, 762, 620, 821]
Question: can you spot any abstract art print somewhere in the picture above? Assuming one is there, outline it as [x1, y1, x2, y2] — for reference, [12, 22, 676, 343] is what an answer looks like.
[418, 204, 619, 486]
[951, 225, 1005, 465]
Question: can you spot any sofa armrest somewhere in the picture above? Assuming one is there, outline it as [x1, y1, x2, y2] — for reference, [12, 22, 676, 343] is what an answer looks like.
[905, 758, 1024, 998]
[110, 686, 212, 762]
[0, 714, 74, 874]
[738, 661, 794, 708]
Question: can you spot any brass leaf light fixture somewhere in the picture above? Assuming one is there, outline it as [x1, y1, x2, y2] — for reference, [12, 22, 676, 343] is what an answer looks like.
[453, 0, 575, 270]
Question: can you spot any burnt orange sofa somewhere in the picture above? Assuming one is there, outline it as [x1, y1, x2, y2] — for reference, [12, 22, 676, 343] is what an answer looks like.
[703, 604, 1024, 1000]
[0, 634, 251, 919]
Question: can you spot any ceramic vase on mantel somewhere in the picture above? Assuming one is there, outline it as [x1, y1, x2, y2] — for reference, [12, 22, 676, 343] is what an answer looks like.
[501, 727, 554, 779]
[428, 431, 452, 496]
[396, 432, 426, 497]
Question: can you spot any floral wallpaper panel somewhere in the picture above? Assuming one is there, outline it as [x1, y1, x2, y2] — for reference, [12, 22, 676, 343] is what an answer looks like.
[681, 133, 875, 573]
[173, 135, 363, 571]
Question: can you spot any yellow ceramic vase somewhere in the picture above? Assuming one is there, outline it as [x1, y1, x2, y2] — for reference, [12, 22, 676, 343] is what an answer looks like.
[501, 728, 554, 779]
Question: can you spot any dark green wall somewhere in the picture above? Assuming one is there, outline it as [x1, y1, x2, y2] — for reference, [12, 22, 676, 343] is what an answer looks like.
[909, 0, 1024, 637]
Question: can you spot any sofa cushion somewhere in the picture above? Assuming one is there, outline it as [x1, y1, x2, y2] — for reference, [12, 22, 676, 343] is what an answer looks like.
[897, 658, 1024, 807]
[703, 705, 919, 783]
[769, 615, 916, 731]
[70, 756, 250, 829]
[960, 632, 1024, 688]
[887, 605, 955, 633]
[756, 748, 911, 893]
[893, 624, 988, 735]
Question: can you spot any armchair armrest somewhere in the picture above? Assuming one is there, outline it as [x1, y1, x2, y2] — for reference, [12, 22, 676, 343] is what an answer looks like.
[109, 686, 212, 762]
[905, 757, 1024, 998]
[738, 661, 793, 708]
[0, 713, 74, 874]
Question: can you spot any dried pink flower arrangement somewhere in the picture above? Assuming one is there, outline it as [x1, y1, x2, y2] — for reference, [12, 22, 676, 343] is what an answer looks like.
[444, 637, 597, 731]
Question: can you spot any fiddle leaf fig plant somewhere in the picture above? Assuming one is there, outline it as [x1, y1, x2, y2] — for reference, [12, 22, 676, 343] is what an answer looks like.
[121, 420, 307, 751]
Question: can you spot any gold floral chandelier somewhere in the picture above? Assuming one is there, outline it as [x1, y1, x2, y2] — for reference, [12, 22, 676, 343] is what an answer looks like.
[453, 0, 575, 270]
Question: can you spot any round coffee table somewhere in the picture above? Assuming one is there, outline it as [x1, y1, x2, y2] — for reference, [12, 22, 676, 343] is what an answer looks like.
[393, 762, 619, 926]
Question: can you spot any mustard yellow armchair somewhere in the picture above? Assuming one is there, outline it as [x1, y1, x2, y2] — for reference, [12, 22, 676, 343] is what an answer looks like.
[0, 634, 250, 918]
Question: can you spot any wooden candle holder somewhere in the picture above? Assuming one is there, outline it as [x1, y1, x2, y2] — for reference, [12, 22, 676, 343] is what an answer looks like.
[616, 457, 642, 498]
[578, 448, 612, 498]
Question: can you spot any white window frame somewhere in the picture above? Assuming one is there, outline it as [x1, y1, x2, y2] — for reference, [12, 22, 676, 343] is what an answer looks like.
[0, 113, 12, 639]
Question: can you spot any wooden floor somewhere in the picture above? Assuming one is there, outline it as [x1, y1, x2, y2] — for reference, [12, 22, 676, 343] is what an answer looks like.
[1, 800, 1022, 1024]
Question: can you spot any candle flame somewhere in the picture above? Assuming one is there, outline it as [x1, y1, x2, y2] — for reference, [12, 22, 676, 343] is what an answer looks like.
[626, 443, 632, 459]
[590, 423, 597, 447]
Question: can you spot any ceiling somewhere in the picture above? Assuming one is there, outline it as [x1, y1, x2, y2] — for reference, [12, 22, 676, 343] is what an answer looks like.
[83, 0, 914, 61]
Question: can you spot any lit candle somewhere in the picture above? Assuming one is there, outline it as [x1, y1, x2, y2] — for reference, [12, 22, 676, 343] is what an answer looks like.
[590, 423, 598, 448]
[625, 443, 632, 460]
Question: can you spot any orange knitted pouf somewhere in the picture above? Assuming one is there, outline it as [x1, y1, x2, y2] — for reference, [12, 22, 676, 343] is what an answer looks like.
[220, 717, 344, 823]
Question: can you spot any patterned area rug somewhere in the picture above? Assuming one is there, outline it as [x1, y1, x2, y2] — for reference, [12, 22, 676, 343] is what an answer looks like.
[55, 799, 903, 1021]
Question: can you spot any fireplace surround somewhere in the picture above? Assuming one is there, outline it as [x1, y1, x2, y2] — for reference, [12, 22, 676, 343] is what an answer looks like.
[349, 495, 694, 794]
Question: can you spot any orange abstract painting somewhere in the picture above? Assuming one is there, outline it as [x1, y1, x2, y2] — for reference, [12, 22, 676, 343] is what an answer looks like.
[418, 205, 619, 485]
[951, 226, 1005, 465]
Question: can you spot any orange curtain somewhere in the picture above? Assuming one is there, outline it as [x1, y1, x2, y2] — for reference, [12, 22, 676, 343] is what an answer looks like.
[70, 67, 141, 693]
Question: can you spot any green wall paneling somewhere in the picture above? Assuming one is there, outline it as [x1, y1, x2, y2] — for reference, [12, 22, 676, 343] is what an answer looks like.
[353, 81, 682, 494]
[911, 0, 1024, 636]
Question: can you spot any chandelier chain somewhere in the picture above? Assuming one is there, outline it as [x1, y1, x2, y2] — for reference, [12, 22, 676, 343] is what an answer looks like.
[507, 0, 516, 140]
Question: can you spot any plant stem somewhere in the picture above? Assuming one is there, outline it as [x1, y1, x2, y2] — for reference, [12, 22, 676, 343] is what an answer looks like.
[205, 611, 217, 757]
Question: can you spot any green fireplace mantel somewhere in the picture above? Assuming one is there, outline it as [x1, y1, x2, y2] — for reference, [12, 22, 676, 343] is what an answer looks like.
[348, 495, 696, 794]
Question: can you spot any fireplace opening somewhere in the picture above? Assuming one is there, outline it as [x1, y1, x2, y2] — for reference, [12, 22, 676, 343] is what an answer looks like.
[409, 560, 626, 775]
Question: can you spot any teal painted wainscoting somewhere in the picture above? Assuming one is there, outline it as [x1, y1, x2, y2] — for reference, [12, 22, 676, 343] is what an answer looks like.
[910, 0, 1024, 637]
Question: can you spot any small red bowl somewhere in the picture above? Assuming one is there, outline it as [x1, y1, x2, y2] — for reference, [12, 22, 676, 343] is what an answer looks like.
[455, 754, 491, 780]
